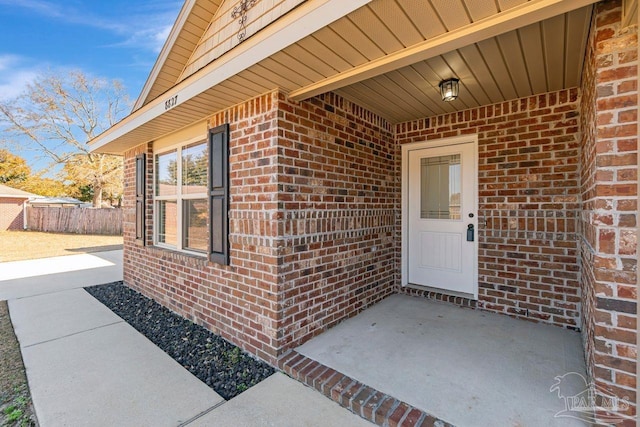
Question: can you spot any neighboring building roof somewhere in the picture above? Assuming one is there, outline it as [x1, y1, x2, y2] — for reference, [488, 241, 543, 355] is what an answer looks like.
[29, 197, 85, 205]
[0, 184, 41, 199]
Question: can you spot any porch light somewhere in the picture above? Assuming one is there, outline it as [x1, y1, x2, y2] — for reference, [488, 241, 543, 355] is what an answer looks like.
[439, 78, 459, 102]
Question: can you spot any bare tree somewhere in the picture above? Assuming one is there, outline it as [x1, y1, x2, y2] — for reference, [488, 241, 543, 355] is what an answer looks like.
[0, 71, 129, 207]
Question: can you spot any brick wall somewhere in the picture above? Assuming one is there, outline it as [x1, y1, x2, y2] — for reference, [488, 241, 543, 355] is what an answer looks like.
[396, 89, 582, 329]
[122, 87, 588, 361]
[123, 91, 282, 363]
[120, 9, 636, 420]
[579, 0, 599, 409]
[580, 0, 637, 422]
[275, 92, 398, 351]
[122, 90, 399, 360]
[116, 2, 637, 422]
[0, 198, 26, 230]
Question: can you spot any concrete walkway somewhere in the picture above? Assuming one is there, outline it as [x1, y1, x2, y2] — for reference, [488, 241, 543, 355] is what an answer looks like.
[0, 250, 123, 300]
[297, 294, 588, 427]
[2, 251, 370, 426]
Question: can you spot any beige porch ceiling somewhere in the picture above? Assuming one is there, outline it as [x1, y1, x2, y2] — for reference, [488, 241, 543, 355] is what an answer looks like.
[284, 0, 594, 122]
[90, 0, 597, 154]
[333, 9, 594, 121]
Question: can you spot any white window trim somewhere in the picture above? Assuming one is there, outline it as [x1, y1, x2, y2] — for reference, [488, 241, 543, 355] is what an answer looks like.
[153, 137, 208, 257]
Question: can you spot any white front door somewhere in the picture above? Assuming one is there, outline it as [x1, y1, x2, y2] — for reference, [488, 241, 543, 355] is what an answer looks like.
[403, 138, 478, 297]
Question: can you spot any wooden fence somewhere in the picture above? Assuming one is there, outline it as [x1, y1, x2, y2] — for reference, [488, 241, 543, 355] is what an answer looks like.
[26, 206, 123, 235]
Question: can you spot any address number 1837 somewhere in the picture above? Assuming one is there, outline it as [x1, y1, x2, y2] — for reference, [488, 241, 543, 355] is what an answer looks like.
[165, 95, 178, 111]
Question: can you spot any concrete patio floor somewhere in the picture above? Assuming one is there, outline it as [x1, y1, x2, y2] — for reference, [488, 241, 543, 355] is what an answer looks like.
[297, 293, 588, 426]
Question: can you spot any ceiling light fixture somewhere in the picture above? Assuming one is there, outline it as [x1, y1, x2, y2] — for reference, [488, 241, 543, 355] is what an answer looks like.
[439, 78, 460, 102]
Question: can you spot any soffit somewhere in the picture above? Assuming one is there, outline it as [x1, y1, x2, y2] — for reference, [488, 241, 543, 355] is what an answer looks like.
[208, 0, 594, 117]
[334, 5, 594, 122]
[263, 0, 594, 122]
[622, 0, 638, 26]
[157, 0, 594, 124]
[135, 0, 223, 110]
[92, 0, 597, 154]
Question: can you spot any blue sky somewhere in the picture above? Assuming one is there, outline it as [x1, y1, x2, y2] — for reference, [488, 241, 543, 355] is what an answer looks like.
[0, 0, 182, 170]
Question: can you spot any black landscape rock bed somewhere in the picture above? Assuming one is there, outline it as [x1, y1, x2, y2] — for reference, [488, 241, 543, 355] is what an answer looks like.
[85, 281, 274, 400]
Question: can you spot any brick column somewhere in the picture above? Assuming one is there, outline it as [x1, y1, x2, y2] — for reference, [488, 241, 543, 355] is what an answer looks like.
[580, 1, 637, 423]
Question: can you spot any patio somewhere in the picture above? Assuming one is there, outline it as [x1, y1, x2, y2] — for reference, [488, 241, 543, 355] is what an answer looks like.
[296, 294, 588, 426]
[88, 0, 637, 423]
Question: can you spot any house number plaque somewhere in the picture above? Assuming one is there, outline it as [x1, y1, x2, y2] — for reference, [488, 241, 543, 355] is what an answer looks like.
[164, 95, 178, 111]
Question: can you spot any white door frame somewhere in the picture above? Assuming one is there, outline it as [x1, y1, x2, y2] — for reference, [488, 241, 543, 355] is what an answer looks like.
[401, 134, 479, 299]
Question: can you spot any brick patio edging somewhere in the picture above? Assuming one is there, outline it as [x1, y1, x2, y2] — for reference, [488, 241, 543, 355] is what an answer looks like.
[278, 350, 454, 427]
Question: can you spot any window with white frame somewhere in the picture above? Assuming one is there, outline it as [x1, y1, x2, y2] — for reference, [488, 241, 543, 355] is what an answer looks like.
[151, 125, 229, 263]
[154, 140, 208, 254]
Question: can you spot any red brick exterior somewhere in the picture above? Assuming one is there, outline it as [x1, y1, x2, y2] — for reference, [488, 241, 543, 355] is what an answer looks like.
[0, 198, 26, 230]
[124, 88, 582, 346]
[122, 90, 398, 363]
[279, 350, 448, 427]
[124, 92, 282, 363]
[580, 1, 637, 422]
[396, 89, 582, 329]
[119, 3, 637, 422]
[275, 92, 397, 350]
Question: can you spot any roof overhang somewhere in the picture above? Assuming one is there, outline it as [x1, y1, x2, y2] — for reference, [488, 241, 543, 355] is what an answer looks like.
[289, 0, 598, 102]
[133, 0, 225, 111]
[133, 0, 200, 111]
[0, 194, 31, 199]
[89, 0, 371, 154]
[90, 0, 599, 155]
[0, 185, 41, 198]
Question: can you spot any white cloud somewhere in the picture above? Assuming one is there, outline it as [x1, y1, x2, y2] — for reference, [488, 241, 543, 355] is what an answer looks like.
[0, 0, 181, 53]
[98, 2, 180, 53]
[0, 70, 38, 100]
[0, 54, 21, 71]
[0, 0, 64, 18]
[0, 55, 40, 100]
[152, 24, 173, 52]
[108, 22, 174, 54]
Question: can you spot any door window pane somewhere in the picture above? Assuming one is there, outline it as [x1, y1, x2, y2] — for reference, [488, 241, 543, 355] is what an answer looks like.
[155, 151, 177, 196]
[183, 199, 208, 252]
[157, 200, 178, 246]
[182, 142, 207, 194]
[420, 154, 461, 220]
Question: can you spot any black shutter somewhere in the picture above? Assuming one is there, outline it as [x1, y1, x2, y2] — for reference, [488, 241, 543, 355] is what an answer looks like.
[135, 153, 146, 244]
[208, 124, 229, 265]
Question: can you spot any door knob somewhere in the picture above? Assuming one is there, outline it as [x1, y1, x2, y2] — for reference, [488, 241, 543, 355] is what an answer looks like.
[466, 224, 474, 242]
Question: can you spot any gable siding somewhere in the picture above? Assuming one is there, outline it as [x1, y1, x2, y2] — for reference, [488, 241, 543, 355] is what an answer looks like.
[180, 0, 306, 81]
